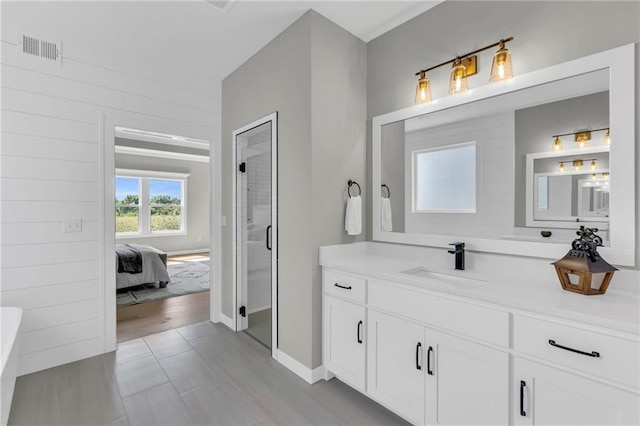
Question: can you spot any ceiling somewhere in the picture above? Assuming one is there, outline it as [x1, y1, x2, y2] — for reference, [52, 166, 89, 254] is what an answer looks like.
[4, 1, 441, 102]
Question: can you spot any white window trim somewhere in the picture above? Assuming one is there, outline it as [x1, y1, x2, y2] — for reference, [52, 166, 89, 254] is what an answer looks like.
[116, 169, 188, 238]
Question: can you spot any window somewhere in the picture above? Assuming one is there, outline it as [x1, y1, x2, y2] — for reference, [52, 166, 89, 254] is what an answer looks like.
[412, 142, 476, 213]
[115, 170, 188, 236]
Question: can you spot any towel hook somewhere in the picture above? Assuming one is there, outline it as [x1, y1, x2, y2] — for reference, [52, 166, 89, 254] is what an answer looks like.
[347, 179, 361, 198]
[381, 184, 390, 199]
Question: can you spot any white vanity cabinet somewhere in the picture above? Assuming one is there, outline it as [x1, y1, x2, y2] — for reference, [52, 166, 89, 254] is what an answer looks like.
[513, 358, 639, 425]
[323, 269, 511, 425]
[367, 309, 427, 424]
[322, 270, 366, 391]
[512, 314, 640, 425]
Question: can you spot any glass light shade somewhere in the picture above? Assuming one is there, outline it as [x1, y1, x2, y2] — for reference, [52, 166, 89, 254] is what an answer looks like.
[603, 172, 610, 180]
[590, 160, 597, 170]
[414, 72, 433, 104]
[592, 173, 597, 180]
[559, 162, 565, 172]
[449, 60, 469, 94]
[604, 131, 611, 146]
[575, 132, 590, 148]
[573, 160, 583, 171]
[552, 137, 563, 152]
[490, 45, 514, 82]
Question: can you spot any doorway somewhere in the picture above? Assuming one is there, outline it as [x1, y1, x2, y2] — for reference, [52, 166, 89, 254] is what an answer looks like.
[233, 113, 278, 351]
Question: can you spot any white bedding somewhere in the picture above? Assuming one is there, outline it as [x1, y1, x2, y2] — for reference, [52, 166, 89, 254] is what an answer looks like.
[115, 244, 170, 290]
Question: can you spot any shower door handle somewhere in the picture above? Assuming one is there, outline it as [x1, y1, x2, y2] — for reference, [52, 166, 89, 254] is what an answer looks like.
[266, 225, 272, 251]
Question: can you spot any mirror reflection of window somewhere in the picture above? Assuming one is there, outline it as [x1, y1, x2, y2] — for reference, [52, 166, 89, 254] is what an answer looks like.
[537, 176, 549, 210]
[412, 142, 476, 213]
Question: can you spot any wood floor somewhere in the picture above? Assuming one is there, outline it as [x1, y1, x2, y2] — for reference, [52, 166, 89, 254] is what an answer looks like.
[116, 252, 210, 343]
[117, 291, 210, 343]
[9, 321, 408, 426]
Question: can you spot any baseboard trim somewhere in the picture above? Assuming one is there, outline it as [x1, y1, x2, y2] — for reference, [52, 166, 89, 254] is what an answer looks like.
[166, 248, 210, 256]
[218, 313, 234, 330]
[275, 349, 324, 384]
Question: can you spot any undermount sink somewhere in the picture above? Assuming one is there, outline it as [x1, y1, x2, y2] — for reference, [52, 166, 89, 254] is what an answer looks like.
[400, 267, 487, 285]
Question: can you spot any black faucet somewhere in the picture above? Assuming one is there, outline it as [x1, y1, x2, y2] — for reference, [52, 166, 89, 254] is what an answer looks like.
[448, 242, 465, 270]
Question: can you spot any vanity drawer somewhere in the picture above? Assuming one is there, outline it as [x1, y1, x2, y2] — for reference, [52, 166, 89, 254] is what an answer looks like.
[513, 315, 639, 389]
[323, 270, 366, 304]
[368, 280, 509, 347]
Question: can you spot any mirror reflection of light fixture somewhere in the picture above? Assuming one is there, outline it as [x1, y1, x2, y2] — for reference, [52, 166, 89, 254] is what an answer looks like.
[414, 36, 513, 104]
[490, 39, 514, 82]
[550, 128, 609, 152]
[414, 70, 433, 104]
[575, 131, 591, 149]
[573, 160, 584, 170]
[449, 58, 469, 94]
[603, 172, 610, 180]
[559, 162, 565, 172]
[592, 173, 597, 180]
[590, 159, 597, 170]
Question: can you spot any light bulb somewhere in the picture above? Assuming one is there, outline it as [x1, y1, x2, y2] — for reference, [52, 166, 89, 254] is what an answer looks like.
[590, 160, 597, 170]
[559, 163, 565, 172]
[552, 137, 562, 152]
[604, 131, 610, 146]
[414, 71, 432, 104]
[592, 173, 597, 180]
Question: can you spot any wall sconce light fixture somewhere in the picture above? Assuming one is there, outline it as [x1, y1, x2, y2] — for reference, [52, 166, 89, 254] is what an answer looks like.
[572, 160, 584, 171]
[414, 37, 513, 104]
[603, 172, 610, 180]
[575, 131, 591, 149]
[550, 127, 609, 151]
[559, 162, 565, 172]
[590, 160, 597, 170]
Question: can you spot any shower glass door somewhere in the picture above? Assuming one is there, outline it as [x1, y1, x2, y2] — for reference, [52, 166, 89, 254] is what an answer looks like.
[236, 121, 273, 349]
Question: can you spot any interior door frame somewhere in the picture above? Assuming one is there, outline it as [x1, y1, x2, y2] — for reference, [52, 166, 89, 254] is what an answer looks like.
[101, 111, 221, 352]
[232, 112, 278, 356]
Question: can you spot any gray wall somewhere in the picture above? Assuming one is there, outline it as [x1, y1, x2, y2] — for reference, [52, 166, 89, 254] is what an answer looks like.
[381, 121, 405, 232]
[115, 153, 210, 253]
[221, 11, 367, 368]
[367, 0, 639, 265]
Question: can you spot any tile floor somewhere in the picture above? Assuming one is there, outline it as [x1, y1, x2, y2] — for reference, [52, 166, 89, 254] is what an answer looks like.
[9, 321, 408, 426]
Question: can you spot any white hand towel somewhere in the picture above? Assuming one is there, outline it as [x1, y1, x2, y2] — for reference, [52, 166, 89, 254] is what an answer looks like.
[345, 195, 362, 236]
[381, 197, 393, 232]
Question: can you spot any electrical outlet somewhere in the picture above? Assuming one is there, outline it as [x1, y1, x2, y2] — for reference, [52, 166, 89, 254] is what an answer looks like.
[63, 218, 82, 233]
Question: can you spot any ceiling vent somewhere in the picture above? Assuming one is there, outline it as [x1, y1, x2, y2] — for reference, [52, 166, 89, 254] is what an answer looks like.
[204, 0, 237, 14]
[20, 35, 62, 64]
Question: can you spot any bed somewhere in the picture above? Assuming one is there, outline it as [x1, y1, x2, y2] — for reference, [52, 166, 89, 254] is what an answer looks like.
[115, 243, 170, 290]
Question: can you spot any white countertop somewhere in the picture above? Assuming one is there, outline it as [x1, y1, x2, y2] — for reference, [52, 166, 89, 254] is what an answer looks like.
[320, 244, 640, 336]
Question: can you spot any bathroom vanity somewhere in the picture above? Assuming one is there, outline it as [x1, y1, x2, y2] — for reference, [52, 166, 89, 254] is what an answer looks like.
[321, 43, 638, 425]
[320, 242, 639, 425]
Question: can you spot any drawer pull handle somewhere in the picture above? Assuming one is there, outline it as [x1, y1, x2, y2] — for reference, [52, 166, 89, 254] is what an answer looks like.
[427, 346, 434, 376]
[520, 380, 526, 417]
[416, 342, 422, 370]
[357, 320, 363, 344]
[548, 339, 600, 358]
[334, 283, 352, 290]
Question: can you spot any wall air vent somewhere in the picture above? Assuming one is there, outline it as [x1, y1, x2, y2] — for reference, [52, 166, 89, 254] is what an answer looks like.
[204, 0, 237, 14]
[21, 35, 62, 64]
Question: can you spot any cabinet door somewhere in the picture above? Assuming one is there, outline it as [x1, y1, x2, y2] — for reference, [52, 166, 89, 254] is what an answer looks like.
[367, 309, 426, 425]
[323, 296, 365, 391]
[514, 358, 640, 425]
[425, 330, 509, 425]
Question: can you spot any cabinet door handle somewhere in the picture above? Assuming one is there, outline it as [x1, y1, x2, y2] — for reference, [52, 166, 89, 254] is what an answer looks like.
[334, 283, 352, 290]
[357, 320, 363, 344]
[548, 339, 600, 358]
[520, 380, 526, 417]
[265, 225, 272, 251]
[427, 346, 434, 376]
[416, 342, 422, 370]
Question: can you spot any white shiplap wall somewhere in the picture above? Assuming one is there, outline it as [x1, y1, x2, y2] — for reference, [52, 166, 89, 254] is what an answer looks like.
[0, 20, 218, 375]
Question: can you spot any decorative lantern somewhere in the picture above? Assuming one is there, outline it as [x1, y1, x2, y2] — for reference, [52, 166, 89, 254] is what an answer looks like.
[552, 226, 617, 295]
